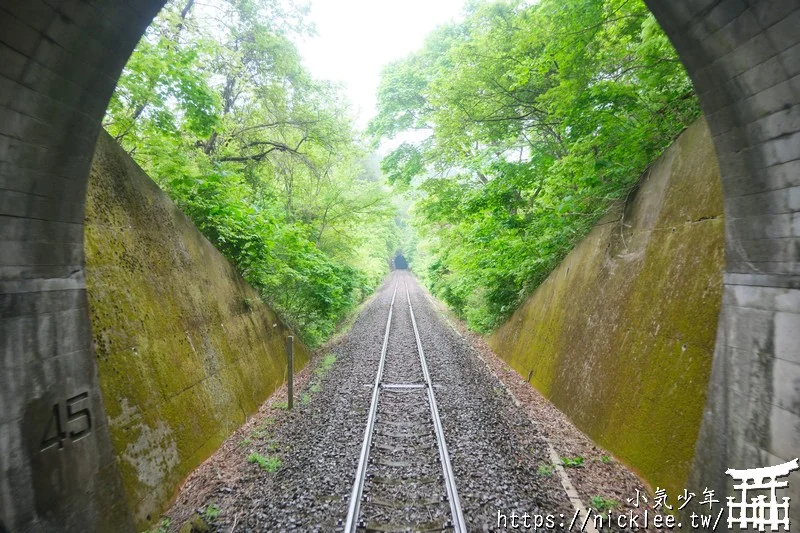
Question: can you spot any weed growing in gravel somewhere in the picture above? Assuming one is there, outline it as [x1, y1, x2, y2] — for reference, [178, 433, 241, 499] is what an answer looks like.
[316, 353, 337, 376]
[561, 456, 584, 468]
[589, 496, 619, 515]
[537, 464, 554, 477]
[247, 452, 281, 472]
[299, 353, 337, 403]
[143, 518, 170, 533]
[249, 417, 275, 439]
[274, 400, 289, 410]
[600, 455, 612, 464]
[238, 437, 253, 447]
[204, 503, 221, 521]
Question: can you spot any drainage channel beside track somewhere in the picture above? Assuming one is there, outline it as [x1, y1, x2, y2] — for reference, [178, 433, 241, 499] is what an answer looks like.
[344, 282, 466, 533]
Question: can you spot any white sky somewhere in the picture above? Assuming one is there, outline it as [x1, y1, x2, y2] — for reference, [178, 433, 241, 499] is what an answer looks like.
[297, 0, 466, 128]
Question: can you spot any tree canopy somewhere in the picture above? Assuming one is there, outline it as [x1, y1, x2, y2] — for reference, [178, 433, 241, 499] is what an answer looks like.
[109, 0, 701, 340]
[107, 0, 398, 345]
[369, 0, 699, 331]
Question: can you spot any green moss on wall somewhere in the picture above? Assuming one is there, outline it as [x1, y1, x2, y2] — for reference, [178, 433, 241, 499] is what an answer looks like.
[84, 131, 309, 529]
[489, 119, 724, 499]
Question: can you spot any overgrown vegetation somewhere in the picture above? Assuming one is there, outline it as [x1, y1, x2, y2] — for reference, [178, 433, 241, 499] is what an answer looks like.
[106, 0, 398, 345]
[370, 0, 699, 331]
[109, 0, 699, 340]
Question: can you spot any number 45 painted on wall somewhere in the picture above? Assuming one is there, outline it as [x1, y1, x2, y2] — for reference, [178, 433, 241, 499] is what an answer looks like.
[40, 392, 93, 451]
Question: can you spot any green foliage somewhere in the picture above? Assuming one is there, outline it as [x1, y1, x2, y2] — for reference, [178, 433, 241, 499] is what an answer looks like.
[315, 354, 337, 376]
[561, 456, 585, 468]
[537, 464, 554, 477]
[589, 496, 620, 514]
[107, 0, 399, 345]
[204, 504, 221, 521]
[370, 0, 699, 331]
[601, 455, 612, 464]
[142, 518, 171, 533]
[247, 452, 281, 472]
[299, 353, 336, 402]
[249, 417, 274, 439]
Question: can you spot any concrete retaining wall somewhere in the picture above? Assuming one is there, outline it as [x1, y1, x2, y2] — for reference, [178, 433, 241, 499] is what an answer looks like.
[84, 131, 309, 528]
[489, 119, 724, 497]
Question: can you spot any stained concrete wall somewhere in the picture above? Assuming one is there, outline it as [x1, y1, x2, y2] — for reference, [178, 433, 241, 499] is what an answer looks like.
[490, 119, 725, 498]
[83, 131, 309, 528]
[646, 3, 800, 524]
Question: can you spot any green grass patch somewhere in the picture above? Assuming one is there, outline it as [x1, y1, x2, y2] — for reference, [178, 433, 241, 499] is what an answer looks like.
[204, 503, 221, 521]
[561, 456, 584, 468]
[589, 496, 619, 514]
[315, 353, 337, 377]
[298, 353, 337, 404]
[537, 464, 554, 477]
[247, 452, 281, 472]
[143, 518, 170, 533]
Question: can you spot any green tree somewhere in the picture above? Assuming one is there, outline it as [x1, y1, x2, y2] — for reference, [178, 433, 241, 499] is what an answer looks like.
[106, 0, 398, 344]
[370, 0, 699, 331]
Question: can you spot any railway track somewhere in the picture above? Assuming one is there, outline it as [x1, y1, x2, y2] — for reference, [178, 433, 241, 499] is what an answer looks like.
[344, 282, 466, 533]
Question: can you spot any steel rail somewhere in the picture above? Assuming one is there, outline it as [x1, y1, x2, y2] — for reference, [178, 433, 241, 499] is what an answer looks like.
[344, 282, 398, 533]
[406, 283, 467, 533]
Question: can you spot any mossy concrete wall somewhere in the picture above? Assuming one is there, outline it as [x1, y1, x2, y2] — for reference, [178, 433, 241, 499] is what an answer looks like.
[489, 119, 724, 498]
[83, 131, 309, 528]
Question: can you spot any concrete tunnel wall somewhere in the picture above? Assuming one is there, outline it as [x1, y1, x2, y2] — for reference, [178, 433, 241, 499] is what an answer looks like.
[0, 0, 799, 530]
[490, 118, 726, 501]
[84, 131, 309, 528]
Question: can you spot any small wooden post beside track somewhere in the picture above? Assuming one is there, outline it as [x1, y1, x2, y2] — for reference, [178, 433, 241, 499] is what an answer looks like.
[286, 335, 294, 409]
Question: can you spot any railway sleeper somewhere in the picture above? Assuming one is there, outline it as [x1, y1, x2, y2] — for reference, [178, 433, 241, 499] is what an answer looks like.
[358, 520, 454, 532]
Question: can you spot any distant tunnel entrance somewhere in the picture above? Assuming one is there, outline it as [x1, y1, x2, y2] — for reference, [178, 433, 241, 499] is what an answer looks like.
[393, 254, 408, 270]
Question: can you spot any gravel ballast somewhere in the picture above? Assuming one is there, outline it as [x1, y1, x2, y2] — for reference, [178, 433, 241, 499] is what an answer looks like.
[162, 271, 655, 532]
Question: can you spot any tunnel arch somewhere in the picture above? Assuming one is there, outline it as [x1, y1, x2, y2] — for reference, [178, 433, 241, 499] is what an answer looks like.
[393, 253, 408, 270]
[0, 1, 798, 530]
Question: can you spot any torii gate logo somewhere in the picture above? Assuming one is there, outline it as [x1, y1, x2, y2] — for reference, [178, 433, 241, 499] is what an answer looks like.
[726, 458, 799, 531]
